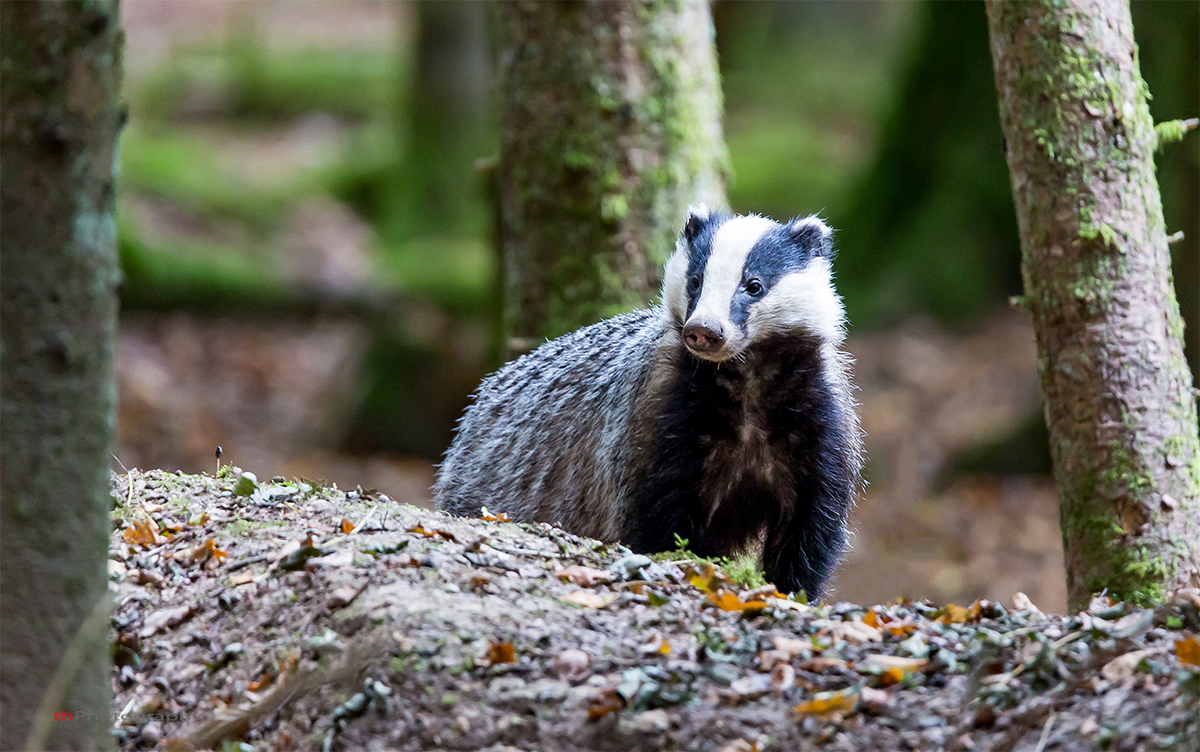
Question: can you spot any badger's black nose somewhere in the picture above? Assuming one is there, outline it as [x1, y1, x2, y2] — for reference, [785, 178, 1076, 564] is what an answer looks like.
[683, 322, 725, 353]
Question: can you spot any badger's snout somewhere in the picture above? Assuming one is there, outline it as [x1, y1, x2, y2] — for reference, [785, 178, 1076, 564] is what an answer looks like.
[682, 320, 726, 356]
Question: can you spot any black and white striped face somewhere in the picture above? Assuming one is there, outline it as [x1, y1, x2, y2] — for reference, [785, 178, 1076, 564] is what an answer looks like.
[662, 206, 845, 362]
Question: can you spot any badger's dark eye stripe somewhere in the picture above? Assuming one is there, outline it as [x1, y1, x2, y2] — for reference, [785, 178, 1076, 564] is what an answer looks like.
[688, 275, 702, 292]
[745, 279, 764, 297]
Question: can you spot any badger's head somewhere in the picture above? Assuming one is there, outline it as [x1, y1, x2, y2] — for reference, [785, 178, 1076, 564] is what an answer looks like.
[662, 206, 844, 362]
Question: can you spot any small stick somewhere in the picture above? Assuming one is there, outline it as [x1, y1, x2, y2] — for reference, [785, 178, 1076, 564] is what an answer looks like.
[215, 446, 223, 476]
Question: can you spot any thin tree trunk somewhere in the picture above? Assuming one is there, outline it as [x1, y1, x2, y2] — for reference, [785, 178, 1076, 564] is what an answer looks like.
[986, 0, 1200, 610]
[495, 0, 728, 352]
[1, 2, 124, 748]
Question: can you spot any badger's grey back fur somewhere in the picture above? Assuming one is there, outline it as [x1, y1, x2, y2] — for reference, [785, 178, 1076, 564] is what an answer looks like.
[436, 308, 678, 541]
[436, 209, 862, 598]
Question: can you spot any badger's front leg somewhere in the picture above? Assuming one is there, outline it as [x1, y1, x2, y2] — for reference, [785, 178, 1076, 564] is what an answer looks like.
[762, 503, 846, 600]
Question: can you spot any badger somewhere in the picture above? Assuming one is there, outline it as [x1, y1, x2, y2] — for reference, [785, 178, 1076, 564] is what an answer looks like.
[435, 208, 862, 598]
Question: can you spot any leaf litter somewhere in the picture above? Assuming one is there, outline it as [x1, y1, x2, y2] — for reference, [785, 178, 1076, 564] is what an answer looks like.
[107, 469, 1200, 751]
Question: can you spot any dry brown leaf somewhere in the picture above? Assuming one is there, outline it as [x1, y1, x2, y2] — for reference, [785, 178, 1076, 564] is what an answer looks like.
[793, 686, 860, 717]
[229, 572, 256, 587]
[485, 641, 515, 665]
[821, 619, 882, 645]
[339, 518, 355, 534]
[560, 591, 615, 609]
[587, 688, 625, 721]
[1176, 636, 1200, 667]
[771, 635, 811, 657]
[406, 524, 457, 542]
[858, 654, 927, 686]
[1100, 648, 1164, 682]
[480, 506, 511, 522]
[123, 518, 165, 547]
[639, 631, 671, 655]
[936, 604, 972, 624]
[708, 590, 768, 613]
[140, 605, 194, 637]
[556, 565, 615, 587]
[756, 649, 791, 671]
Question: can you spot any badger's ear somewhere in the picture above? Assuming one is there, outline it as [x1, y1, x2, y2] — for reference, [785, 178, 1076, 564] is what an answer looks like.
[683, 204, 711, 244]
[789, 216, 833, 258]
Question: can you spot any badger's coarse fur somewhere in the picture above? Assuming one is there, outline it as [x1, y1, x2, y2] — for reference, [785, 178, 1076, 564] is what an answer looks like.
[435, 208, 862, 598]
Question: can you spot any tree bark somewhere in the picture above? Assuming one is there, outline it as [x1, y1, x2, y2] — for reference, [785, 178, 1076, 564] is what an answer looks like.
[495, 0, 728, 351]
[1, 1, 124, 748]
[986, 0, 1200, 610]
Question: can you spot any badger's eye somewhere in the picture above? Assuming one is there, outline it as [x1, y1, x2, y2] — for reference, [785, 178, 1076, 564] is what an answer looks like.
[745, 279, 764, 297]
[687, 275, 701, 292]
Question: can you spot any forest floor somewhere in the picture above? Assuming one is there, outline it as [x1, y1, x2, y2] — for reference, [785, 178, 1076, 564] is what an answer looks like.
[109, 470, 1198, 752]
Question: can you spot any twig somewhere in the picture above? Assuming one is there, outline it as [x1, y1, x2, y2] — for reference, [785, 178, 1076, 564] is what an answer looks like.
[227, 554, 270, 572]
[1034, 711, 1057, 752]
[26, 594, 115, 752]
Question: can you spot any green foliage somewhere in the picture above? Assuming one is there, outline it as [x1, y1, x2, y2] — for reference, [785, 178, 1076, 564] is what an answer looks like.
[650, 535, 768, 590]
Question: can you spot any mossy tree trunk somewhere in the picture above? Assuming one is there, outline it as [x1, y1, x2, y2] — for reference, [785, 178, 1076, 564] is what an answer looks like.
[0, 1, 124, 748]
[986, 0, 1200, 610]
[495, 0, 728, 352]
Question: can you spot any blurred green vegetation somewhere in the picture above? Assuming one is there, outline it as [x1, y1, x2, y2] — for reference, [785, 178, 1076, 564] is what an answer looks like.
[115, 1, 1197, 457]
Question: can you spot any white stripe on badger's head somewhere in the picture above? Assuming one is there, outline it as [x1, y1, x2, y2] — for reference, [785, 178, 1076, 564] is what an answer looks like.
[662, 210, 845, 361]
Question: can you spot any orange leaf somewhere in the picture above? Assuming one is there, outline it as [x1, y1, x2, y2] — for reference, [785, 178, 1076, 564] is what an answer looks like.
[480, 506, 511, 522]
[936, 604, 971, 624]
[340, 518, 355, 534]
[486, 641, 515, 665]
[587, 688, 625, 721]
[689, 563, 719, 592]
[406, 524, 457, 542]
[793, 687, 860, 717]
[123, 518, 165, 547]
[1175, 636, 1200, 667]
[707, 590, 767, 612]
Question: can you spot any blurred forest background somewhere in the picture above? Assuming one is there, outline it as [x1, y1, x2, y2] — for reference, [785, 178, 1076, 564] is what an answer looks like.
[113, 0, 1198, 614]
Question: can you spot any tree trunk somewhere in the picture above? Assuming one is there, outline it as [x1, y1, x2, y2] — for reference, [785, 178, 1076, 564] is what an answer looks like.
[495, 0, 728, 351]
[986, 0, 1200, 610]
[0, 2, 124, 749]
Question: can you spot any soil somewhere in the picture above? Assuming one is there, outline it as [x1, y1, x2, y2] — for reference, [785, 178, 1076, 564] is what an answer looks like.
[107, 470, 1198, 752]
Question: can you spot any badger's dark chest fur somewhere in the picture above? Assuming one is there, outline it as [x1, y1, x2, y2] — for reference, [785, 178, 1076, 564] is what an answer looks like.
[628, 331, 850, 596]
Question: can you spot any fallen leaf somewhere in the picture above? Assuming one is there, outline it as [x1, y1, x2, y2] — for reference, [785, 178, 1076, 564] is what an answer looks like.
[480, 506, 511, 522]
[140, 606, 194, 637]
[793, 686, 860, 717]
[587, 688, 625, 721]
[639, 631, 671, 655]
[708, 590, 768, 613]
[340, 518, 355, 534]
[553, 649, 592, 682]
[1176, 636, 1200, 667]
[123, 518, 165, 547]
[247, 672, 276, 692]
[406, 524, 457, 542]
[174, 538, 228, 568]
[485, 641, 515, 665]
[765, 597, 811, 613]
[858, 654, 928, 686]
[756, 649, 791, 671]
[229, 572, 256, 587]
[1100, 647, 1164, 682]
[770, 636, 812, 658]
[936, 604, 972, 624]
[556, 565, 615, 587]
[820, 619, 882, 645]
[687, 563, 732, 593]
[560, 591, 615, 609]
